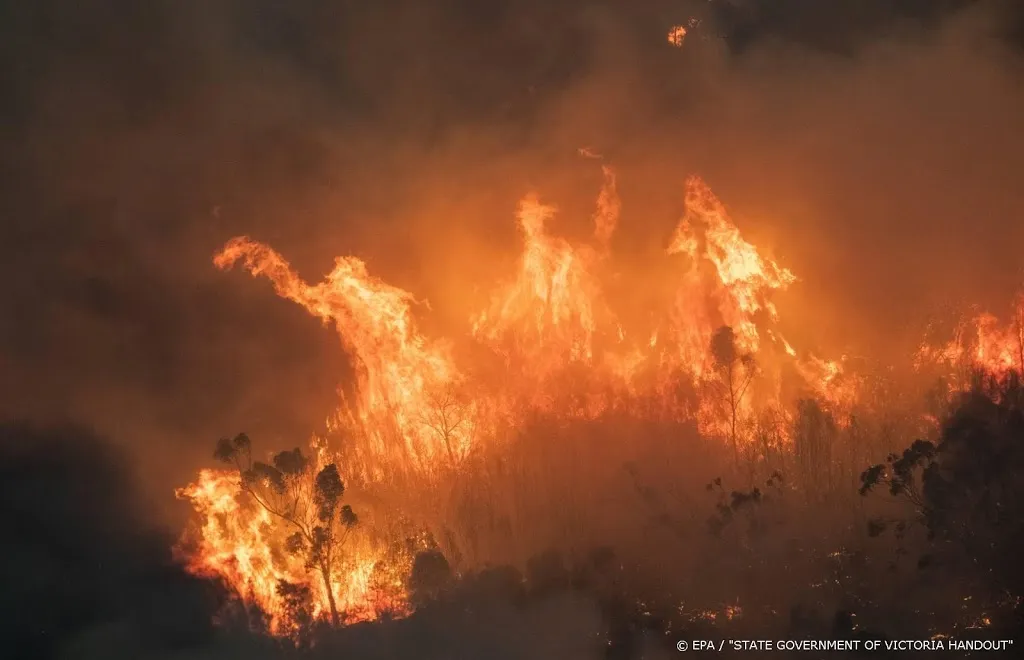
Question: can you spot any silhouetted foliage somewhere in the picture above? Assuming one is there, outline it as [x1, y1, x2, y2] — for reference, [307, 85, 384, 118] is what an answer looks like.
[861, 375, 1024, 615]
[710, 326, 739, 369]
[704, 473, 780, 539]
[457, 565, 527, 607]
[526, 549, 570, 597]
[794, 398, 837, 496]
[276, 580, 315, 648]
[711, 326, 757, 467]
[214, 433, 358, 626]
[409, 549, 452, 606]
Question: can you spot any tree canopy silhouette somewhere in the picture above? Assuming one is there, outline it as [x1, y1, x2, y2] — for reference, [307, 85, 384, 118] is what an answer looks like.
[214, 433, 358, 626]
[711, 325, 757, 466]
[861, 374, 1024, 617]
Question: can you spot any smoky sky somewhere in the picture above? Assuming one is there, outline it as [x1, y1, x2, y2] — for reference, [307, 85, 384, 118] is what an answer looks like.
[2, 0, 1024, 513]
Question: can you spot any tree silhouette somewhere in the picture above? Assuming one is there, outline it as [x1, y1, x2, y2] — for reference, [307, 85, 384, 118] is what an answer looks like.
[408, 549, 452, 607]
[793, 398, 837, 497]
[276, 580, 315, 646]
[711, 326, 756, 467]
[860, 374, 1024, 613]
[423, 382, 471, 467]
[214, 433, 358, 626]
[1013, 294, 1024, 375]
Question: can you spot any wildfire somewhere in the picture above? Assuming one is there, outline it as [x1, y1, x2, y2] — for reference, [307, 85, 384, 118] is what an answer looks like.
[213, 237, 467, 480]
[668, 25, 687, 47]
[472, 194, 603, 366]
[916, 294, 1024, 386]
[667, 18, 701, 47]
[176, 165, 900, 635]
[469, 166, 622, 419]
[795, 355, 860, 422]
[666, 176, 797, 373]
[176, 460, 416, 635]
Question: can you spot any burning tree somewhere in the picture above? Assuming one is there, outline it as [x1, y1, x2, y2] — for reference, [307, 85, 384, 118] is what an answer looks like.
[917, 293, 1024, 390]
[710, 325, 756, 467]
[422, 382, 473, 468]
[213, 433, 358, 626]
[183, 168, 903, 639]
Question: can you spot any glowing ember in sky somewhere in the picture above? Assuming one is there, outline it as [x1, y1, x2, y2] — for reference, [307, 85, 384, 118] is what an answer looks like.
[668, 25, 688, 47]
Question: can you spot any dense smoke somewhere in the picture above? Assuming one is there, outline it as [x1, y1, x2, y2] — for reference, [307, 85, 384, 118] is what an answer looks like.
[0, 423, 221, 658]
[2, 0, 1024, 657]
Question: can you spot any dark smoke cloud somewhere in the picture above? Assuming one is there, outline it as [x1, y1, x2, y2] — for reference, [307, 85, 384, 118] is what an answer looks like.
[0, 423, 222, 658]
[1, 0, 1022, 551]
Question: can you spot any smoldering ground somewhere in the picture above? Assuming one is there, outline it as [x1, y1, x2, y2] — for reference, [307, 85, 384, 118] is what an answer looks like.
[2, 0, 1024, 657]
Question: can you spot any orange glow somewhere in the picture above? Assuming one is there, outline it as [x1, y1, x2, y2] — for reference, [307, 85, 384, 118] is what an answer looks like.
[917, 294, 1024, 386]
[177, 168, 872, 635]
[668, 25, 687, 47]
[213, 237, 468, 479]
[176, 458, 417, 635]
[666, 176, 797, 373]
[795, 355, 860, 422]
[472, 193, 603, 366]
[668, 18, 700, 47]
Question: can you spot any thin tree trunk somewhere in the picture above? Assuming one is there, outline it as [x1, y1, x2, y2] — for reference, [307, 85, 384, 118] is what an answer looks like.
[320, 560, 340, 626]
[443, 428, 456, 467]
[1016, 308, 1023, 376]
[729, 368, 739, 469]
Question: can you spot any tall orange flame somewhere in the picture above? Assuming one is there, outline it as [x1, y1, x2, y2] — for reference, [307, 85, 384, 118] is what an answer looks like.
[178, 167, 867, 633]
[214, 238, 467, 478]
[917, 294, 1024, 386]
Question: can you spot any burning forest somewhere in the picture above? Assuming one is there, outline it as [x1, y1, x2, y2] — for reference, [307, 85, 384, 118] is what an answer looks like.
[4, 1, 1024, 659]
[170, 159, 1024, 648]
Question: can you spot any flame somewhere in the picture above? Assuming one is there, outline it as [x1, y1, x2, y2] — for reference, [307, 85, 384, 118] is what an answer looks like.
[593, 165, 620, 249]
[176, 461, 416, 635]
[472, 194, 603, 366]
[178, 166, 866, 635]
[667, 18, 700, 47]
[214, 238, 468, 479]
[667, 25, 687, 47]
[795, 355, 860, 422]
[917, 294, 1024, 387]
[665, 176, 796, 375]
